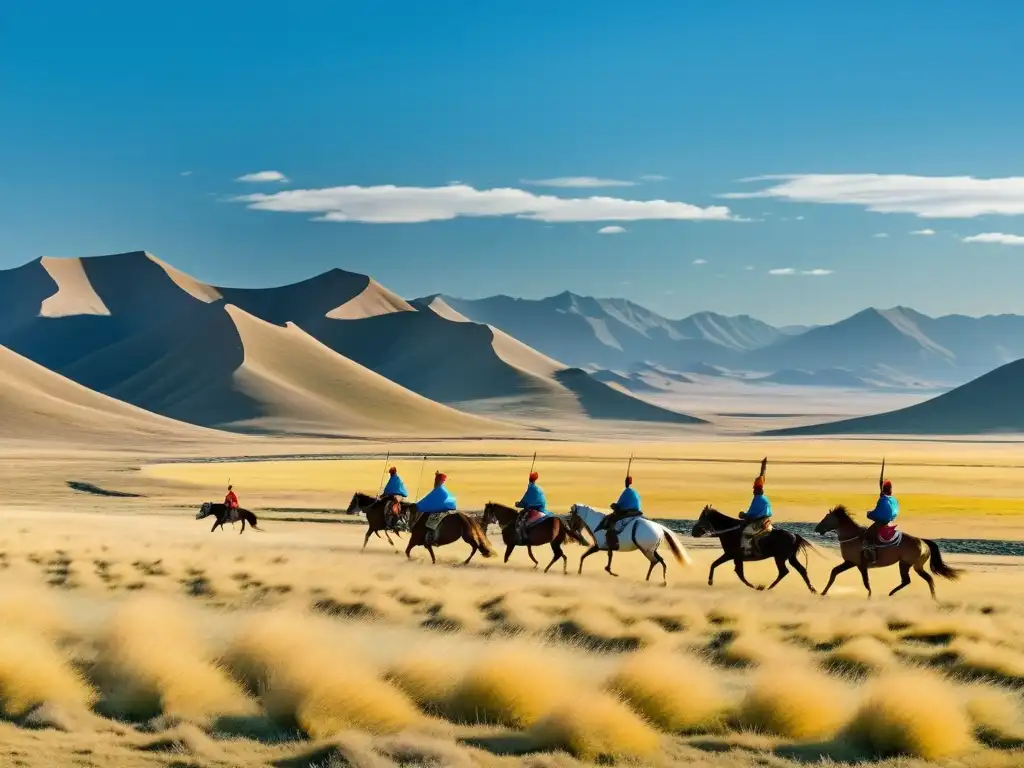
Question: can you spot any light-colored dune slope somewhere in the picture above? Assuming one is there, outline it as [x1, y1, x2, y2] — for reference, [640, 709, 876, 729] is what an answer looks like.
[63, 302, 509, 437]
[0, 344, 217, 445]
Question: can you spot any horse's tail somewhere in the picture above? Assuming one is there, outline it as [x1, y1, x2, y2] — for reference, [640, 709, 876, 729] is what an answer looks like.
[462, 513, 495, 558]
[558, 517, 586, 546]
[661, 527, 692, 566]
[793, 534, 820, 567]
[245, 510, 264, 532]
[924, 539, 962, 580]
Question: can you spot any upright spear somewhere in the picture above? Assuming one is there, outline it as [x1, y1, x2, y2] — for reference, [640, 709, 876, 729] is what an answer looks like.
[879, 457, 886, 493]
[376, 451, 391, 497]
[413, 456, 427, 500]
[529, 451, 537, 476]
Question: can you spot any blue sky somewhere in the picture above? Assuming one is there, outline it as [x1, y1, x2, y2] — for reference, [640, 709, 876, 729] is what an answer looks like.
[3, 1, 1024, 325]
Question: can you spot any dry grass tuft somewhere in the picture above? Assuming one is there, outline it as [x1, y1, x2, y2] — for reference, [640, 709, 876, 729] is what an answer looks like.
[718, 631, 804, 668]
[965, 685, 1024, 744]
[0, 630, 95, 717]
[826, 636, 894, 675]
[945, 639, 1024, 683]
[91, 595, 255, 721]
[847, 670, 974, 759]
[384, 655, 460, 713]
[738, 663, 853, 739]
[0, 584, 70, 638]
[608, 649, 728, 733]
[527, 692, 661, 760]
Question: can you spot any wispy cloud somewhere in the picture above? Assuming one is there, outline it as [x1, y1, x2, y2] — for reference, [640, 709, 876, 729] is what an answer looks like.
[692, 258, 707, 265]
[180, 170, 193, 177]
[233, 182, 736, 224]
[598, 225, 626, 234]
[769, 267, 833, 276]
[873, 233, 890, 239]
[723, 174, 1024, 218]
[744, 265, 755, 271]
[910, 228, 936, 236]
[521, 176, 635, 188]
[962, 232, 1024, 246]
[236, 170, 289, 183]
[795, 215, 806, 221]
[640, 174, 668, 182]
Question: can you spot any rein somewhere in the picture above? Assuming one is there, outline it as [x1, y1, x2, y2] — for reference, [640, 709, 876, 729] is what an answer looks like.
[701, 522, 745, 536]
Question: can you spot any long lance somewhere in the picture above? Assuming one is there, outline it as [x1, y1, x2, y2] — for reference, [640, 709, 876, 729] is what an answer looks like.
[529, 451, 537, 476]
[376, 451, 391, 497]
[413, 456, 427, 500]
[626, 453, 633, 480]
[879, 457, 886, 492]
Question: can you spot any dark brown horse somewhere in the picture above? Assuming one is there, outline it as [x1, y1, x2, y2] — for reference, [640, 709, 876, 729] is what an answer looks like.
[196, 502, 262, 534]
[347, 492, 414, 550]
[481, 502, 585, 574]
[691, 505, 817, 593]
[404, 506, 495, 565]
[815, 504, 962, 601]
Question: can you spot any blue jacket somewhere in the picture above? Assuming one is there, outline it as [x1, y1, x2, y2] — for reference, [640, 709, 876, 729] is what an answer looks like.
[417, 485, 457, 514]
[516, 482, 548, 512]
[615, 487, 641, 511]
[382, 473, 408, 498]
[867, 494, 899, 524]
[743, 494, 772, 519]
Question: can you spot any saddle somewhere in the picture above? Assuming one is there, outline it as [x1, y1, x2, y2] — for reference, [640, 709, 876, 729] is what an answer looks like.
[227, 506, 242, 524]
[424, 510, 455, 533]
[872, 525, 902, 548]
[741, 518, 772, 554]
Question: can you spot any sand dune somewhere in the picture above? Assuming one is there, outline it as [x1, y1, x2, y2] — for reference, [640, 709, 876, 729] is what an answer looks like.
[62, 302, 508, 437]
[0, 344, 216, 445]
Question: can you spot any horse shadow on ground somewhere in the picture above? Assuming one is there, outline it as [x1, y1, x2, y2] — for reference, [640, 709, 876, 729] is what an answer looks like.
[67, 480, 144, 497]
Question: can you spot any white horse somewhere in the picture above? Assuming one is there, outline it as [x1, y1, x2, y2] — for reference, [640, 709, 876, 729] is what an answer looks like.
[567, 503, 692, 585]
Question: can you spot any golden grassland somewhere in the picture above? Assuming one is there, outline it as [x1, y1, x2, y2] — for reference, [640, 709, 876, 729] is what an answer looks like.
[3, 436, 1024, 766]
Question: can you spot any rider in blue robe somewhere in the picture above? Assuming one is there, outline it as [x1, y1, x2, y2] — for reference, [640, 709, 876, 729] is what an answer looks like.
[382, 467, 408, 498]
[416, 472, 457, 514]
[514, 471, 550, 541]
[864, 478, 899, 560]
[597, 476, 643, 550]
[739, 458, 771, 554]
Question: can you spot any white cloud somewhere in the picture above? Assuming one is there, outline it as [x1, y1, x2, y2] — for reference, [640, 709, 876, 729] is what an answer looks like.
[795, 215, 805, 221]
[744, 265, 755, 271]
[598, 225, 626, 234]
[233, 182, 736, 224]
[692, 258, 707, 265]
[641, 174, 668, 182]
[910, 228, 936, 236]
[236, 170, 289, 183]
[873, 233, 890, 239]
[521, 176, 635, 188]
[769, 267, 833, 276]
[962, 232, 1024, 246]
[723, 174, 1024, 219]
[180, 170, 193, 177]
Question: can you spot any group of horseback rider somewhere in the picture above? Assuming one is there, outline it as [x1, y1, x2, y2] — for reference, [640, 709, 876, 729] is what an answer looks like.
[225, 455, 901, 556]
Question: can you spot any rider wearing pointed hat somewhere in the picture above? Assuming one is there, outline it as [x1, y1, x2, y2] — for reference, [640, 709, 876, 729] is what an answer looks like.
[381, 466, 409, 530]
[864, 472, 899, 562]
[415, 471, 458, 544]
[514, 470, 550, 543]
[739, 458, 772, 555]
[597, 475, 643, 551]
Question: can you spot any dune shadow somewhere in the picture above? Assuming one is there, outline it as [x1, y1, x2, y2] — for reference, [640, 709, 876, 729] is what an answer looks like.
[67, 480, 144, 498]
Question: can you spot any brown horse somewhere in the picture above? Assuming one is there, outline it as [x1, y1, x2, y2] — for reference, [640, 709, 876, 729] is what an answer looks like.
[815, 504, 962, 601]
[481, 502, 585, 574]
[404, 506, 495, 565]
[347, 492, 414, 550]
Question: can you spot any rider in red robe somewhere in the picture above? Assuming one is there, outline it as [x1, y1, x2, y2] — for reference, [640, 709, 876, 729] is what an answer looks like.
[225, 485, 239, 511]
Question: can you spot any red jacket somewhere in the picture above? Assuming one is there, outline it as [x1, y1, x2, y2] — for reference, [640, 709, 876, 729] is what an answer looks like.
[225, 490, 239, 508]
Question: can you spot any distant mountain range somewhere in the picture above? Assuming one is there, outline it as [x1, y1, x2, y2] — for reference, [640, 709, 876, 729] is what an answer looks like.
[435, 294, 1024, 386]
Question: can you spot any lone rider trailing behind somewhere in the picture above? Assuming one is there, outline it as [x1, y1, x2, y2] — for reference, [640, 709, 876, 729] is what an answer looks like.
[739, 458, 772, 555]
[224, 484, 239, 522]
[597, 475, 642, 550]
[514, 471, 550, 543]
[864, 466, 898, 562]
[415, 471, 458, 544]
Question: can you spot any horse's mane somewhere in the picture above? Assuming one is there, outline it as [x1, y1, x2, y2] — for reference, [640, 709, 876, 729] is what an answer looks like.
[831, 504, 851, 519]
[352, 491, 376, 504]
[702, 506, 738, 526]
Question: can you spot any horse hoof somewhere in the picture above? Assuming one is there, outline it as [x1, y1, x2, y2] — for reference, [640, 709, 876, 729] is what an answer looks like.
[756, 585, 766, 591]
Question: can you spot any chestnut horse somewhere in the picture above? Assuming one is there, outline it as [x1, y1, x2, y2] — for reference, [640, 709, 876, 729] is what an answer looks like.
[347, 491, 414, 550]
[481, 502, 585, 574]
[404, 506, 495, 565]
[815, 504, 962, 601]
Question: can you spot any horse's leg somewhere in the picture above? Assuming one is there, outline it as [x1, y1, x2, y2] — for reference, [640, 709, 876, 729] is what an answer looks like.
[463, 543, 478, 566]
[405, 538, 415, 559]
[210, 519, 219, 533]
[734, 558, 762, 590]
[857, 563, 872, 598]
[526, 545, 539, 568]
[913, 559, 938, 601]
[362, 527, 373, 550]
[578, 545, 600, 575]
[707, 552, 731, 586]
[503, 543, 515, 564]
[765, 555, 790, 590]
[604, 550, 618, 577]
[425, 544, 436, 565]
[821, 561, 855, 596]
[545, 541, 563, 574]
[789, 552, 816, 594]
[384, 529, 395, 546]
[889, 561, 913, 597]
[645, 556, 657, 582]
[239, 517, 246, 534]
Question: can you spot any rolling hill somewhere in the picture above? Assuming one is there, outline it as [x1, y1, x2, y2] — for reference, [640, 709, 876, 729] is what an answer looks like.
[768, 357, 1024, 435]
